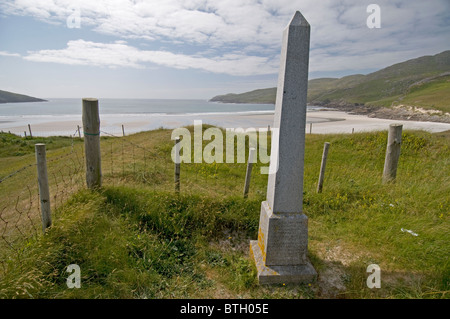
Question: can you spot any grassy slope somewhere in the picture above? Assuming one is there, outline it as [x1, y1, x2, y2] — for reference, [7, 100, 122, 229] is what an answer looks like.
[210, 88, 277, 104]
[0, 90, 46, 103]
[325, 51, 450, 106]
[396, 75, 450, 113]
[0, 128, 449, 299]
[0, 132, 81, 158]
[210, 51, 450, 111]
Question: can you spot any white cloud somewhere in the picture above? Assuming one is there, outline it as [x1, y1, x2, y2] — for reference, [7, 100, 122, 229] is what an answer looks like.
[24, 39, 279, 76]
[0, 51, 21, 57]
[2, 0, 449, 75]
[0, 0, 284, 46]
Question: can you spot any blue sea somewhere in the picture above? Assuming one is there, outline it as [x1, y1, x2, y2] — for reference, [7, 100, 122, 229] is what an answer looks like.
[0, 98, 276, 116]
[0, 98, 283, 136]
[0, 99, 329, 136]
[1, 99, 446, 136]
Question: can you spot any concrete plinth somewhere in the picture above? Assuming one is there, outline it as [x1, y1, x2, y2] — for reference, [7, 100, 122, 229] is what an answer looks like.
[250, 240, 317, 285]
[250, 201, 317, 284]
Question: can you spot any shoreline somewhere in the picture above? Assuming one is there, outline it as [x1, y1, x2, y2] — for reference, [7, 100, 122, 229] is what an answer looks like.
[1, 109, 449, 137]
[209, 99, 450, 124]
[315, 102, 450, 124]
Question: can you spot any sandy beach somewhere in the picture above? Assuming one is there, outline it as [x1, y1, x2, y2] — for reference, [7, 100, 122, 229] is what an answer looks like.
[1, 110, 449, 137]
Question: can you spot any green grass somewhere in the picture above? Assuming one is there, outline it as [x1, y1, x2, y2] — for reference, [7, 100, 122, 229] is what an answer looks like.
[398, 75, 450, 113]
[0, 128, 448, 299]
[0, 132, 83, 158]
[0, 132, 85, 215]
[210, 88, 276, 104]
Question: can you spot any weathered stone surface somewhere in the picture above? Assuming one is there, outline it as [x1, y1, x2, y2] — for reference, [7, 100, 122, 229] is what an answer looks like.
[250, 240, 317, 285]
[257, 201, 308, 266]
[266, 11, 310, 214]
[250, 11, 316, 285]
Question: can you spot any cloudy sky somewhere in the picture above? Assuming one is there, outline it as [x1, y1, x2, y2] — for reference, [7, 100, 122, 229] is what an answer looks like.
[0, 0, 449, 99]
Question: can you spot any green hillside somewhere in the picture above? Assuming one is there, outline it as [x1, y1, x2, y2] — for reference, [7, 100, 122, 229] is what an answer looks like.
[397, 74, 450, 113]
[210, 51, 450, 113]
[0, 90, 46, 103]
[210, 88, 277, 104]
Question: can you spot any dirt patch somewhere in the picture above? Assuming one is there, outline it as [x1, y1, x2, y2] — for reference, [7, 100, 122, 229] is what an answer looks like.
[320, 244, 367, 266]
[316, 264, 347, 298]
[313, 243, 371, 298]
[214, 229, 252, 255]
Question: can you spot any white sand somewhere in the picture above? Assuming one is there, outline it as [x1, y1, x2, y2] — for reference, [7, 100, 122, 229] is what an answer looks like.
[1, 110, 449, 137]
[303, 110, 450, 134]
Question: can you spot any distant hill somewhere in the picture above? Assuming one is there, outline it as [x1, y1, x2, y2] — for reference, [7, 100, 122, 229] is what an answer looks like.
[210, 50, 450, 114]
[0, 90, 46, 103]
[210, 88, 276, 104]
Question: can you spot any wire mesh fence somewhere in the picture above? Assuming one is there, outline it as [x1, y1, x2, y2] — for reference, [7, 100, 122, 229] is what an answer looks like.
[0, 133, 85, 266]
[0, 124, 265, 271]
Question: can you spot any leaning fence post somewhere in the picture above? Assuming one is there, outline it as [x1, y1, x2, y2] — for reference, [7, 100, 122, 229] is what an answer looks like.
[383, 124, 403, 183]
[174, 137, 181, 192]
[28, 124, 33, 138]
[35, 143, 51, 232]
[317, 142, 330, 193]
[77, 125, 82, 139]
[122, 125, 125, 137]
[243, 147, 256, 198]
[82, 98, 102, 189]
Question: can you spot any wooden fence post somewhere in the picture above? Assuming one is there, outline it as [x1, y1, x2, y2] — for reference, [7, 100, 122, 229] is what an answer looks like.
[317, 142, 330, 193]
[174, 137, 181, 192]
[77, 125, 82, 139]
[122, 125, 125, 137]
[243, 147, 256, 198]
[35, 143, 51, 232]
[383, 124, 403, 183]
[82, 98, 102, 189]
[28, 124, 33, 138]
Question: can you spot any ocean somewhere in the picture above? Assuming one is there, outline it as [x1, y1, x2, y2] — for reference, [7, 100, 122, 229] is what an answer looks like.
[0, 98, 276, 116]
[0, 98, 281, 136]
[1, 98, 449, 136]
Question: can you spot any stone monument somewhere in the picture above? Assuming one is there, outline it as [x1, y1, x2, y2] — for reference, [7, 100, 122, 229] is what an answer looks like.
[250, 11, 317, 284]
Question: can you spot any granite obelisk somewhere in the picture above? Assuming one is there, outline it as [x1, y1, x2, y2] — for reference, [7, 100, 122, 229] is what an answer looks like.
[250, 11, 317, 284]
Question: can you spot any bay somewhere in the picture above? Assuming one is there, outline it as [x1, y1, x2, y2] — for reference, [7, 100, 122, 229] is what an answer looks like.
[0, 98, 276, 116]
[0, 98, 279, 136]
[1, 99, 448, 136]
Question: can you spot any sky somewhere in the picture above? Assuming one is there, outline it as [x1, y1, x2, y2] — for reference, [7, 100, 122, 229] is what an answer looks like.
[0, 0, 449, 99]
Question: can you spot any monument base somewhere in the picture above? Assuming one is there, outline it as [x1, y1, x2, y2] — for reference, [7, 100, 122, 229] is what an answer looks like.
[250, 240, 317, 285]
